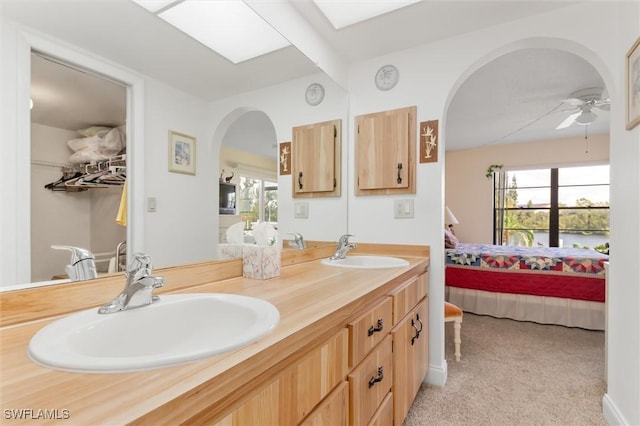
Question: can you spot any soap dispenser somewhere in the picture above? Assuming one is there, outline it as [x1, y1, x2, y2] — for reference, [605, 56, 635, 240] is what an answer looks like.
[51, 245, 98, 281]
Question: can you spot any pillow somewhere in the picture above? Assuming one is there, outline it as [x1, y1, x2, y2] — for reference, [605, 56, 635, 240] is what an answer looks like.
[444, 228, 459, 249]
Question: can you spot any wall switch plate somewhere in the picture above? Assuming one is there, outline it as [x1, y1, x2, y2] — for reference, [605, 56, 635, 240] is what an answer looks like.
[147, 197, 157, 212]
[295, 202, 309, 219]
[394, 199, 414, 218]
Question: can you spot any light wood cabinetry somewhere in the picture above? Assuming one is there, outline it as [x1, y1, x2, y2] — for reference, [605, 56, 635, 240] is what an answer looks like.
[300, 381, 349, 426]
[292, 119, 341, 198]
[348, 297, 393, 368]
[349, 335, 393, 426]
[355, 106, 416, 196]
[212, 272, 429, 426]
[213, 328, 349, 426]
[391, 297, 429, 426]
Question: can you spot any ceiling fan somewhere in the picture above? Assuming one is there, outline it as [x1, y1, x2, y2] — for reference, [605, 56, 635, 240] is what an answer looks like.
[555, 87, 610, 129]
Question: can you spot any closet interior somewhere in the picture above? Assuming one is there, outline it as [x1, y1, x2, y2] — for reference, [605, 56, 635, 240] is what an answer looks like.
[30, 52, 128, 282]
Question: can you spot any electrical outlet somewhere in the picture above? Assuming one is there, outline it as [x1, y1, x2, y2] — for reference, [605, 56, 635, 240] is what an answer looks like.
[394, 199, 414, 218]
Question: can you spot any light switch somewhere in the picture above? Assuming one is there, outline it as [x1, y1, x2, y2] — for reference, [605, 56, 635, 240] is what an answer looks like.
[295, 202, 309, 219]
[394, 199, 414, 218]
[147, 197, 157, 212]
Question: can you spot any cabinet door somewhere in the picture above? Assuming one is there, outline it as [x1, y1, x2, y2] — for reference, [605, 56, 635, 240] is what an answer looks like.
[355, 106, 416, 195]
[292, 119, 341, 197]
[300, 381, 349, 426]
[212, 328, 349, 426]
[391, 297, 429, 426]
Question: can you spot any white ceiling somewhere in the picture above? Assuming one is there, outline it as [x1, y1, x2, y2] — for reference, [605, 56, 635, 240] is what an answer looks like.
[5, 0, 608, 154]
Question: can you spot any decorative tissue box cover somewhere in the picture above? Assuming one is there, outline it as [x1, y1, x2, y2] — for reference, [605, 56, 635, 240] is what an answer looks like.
[217, 244, 245, 260]
[243, 245, 281, 279]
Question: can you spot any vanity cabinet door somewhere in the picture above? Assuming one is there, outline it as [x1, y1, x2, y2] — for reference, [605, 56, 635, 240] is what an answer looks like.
[212, 328, 349, 426]
[300, 381, 349, 426]
[391, 297, 429, 426]
[292, 119, 341, 198]
[355, 106, 416, 196]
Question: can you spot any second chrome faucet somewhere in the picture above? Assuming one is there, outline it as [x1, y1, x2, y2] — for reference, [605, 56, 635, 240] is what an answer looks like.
[330, 234, 357, 260]
[98, 253, 165, 314]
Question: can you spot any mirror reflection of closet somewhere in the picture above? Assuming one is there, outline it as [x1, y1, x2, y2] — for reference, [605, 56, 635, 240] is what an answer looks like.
[30, 51, 127, 282]
[218, 111, 278, 258]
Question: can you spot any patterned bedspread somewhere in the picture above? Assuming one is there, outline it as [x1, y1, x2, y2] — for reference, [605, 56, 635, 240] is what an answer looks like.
[445, 243, 608, 277]
[445, 243, 609, 302]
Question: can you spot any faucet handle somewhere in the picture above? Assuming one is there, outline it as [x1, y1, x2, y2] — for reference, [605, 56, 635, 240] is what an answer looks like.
[338, 234, 355, 245]
[126, 253, 153, 281]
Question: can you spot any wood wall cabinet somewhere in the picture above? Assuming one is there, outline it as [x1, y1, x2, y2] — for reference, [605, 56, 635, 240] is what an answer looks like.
[355, 106, 416, 196]
[292, 119, 341, 198]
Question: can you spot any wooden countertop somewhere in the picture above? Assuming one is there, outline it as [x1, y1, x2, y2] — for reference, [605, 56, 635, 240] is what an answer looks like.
[0, 245, 429, 425]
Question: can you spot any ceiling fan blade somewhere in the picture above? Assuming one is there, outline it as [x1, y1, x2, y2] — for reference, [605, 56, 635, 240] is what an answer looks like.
[594, 101, 610, 111]
[556, 111, 581, 129]
[561, 97, 584, 106]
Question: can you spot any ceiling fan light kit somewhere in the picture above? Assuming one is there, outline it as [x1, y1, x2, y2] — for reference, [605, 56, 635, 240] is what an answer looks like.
[555, 87, 610, 130]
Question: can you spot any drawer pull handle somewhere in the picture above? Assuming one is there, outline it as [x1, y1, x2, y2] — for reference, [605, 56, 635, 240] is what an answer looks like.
[368, 366, 384, 388]
[415, 313, 423, 334]
[368, 318, 384, 336]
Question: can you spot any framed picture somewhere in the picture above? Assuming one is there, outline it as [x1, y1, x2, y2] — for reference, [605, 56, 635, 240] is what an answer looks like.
[279, 141, 291, 175]
[626, 36, 640, 130]
[419, 120, 439, 163]
[168, 130, 196, 175]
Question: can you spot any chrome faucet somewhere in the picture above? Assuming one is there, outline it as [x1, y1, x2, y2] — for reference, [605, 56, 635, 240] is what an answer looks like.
[51, 245, 98, 281]
[330, 234, 357, 260]
[287, 232, 306, 249]
[98, 253, 165, 314]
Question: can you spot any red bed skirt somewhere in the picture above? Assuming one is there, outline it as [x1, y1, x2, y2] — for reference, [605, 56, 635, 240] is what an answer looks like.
[445, 267, 605, 303]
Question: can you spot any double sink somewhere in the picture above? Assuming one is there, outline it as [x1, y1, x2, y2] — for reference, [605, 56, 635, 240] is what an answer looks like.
[27, 255, 408, 373]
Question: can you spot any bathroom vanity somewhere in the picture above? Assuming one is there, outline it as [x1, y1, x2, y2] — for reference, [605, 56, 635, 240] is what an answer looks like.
[0, 243, 429, 425]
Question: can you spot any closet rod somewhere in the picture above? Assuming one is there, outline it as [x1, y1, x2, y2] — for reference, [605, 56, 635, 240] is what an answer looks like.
[31, 159, 69, 168]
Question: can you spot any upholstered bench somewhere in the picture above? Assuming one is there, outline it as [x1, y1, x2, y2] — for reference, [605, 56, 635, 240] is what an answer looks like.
[445, 301, 463, 361]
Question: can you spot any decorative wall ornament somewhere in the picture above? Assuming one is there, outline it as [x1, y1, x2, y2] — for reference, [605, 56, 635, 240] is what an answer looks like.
[419, 120, 438, 163]
[279, 141, 291, 175]
[168, 130, 196, 175]
[485, 164, 503, 179]
[626, 36, 640, 130]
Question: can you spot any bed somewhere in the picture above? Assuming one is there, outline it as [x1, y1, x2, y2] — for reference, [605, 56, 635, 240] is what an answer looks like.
[445, 243, 608, 330]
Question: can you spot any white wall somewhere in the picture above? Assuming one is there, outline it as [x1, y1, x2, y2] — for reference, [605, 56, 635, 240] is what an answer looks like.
[446, 134, 610, 244]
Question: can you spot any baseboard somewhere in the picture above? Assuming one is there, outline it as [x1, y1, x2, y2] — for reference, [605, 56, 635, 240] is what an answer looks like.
[603, 393, 629, 425]
[424, 360, 448, 387]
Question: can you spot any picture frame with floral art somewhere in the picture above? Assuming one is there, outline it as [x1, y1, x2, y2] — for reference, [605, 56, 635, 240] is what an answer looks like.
[626, 36, 640, 130]
[168, 130, 196, 175]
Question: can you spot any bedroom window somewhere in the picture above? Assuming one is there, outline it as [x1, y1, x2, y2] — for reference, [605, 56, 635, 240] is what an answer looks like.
[237, 176, 278, 231]
[493, 165, 609, 250]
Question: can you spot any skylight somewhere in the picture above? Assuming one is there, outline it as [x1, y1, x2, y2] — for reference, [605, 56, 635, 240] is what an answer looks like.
[132, 0, 291, 64]
[312, 0, 421, 29]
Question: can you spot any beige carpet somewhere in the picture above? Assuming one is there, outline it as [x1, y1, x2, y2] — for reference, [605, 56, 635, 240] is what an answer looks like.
[404, 313, 606, 426]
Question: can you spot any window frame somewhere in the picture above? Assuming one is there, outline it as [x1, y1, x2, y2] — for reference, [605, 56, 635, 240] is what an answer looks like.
[493, 165, 610, 247]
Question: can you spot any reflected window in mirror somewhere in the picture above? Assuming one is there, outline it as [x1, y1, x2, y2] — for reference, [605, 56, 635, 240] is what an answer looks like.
[237, 176, 278, 234]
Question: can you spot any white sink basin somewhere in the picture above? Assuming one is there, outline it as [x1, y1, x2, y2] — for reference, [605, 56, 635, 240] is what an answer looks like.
[27, 293, 279, 373]
[321, 255, 409, 269]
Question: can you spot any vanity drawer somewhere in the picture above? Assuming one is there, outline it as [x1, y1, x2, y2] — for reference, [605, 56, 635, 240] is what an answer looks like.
[390, 272, 427, 324]
[348, 335, 393, 426]
[348, 297, 393, 367]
